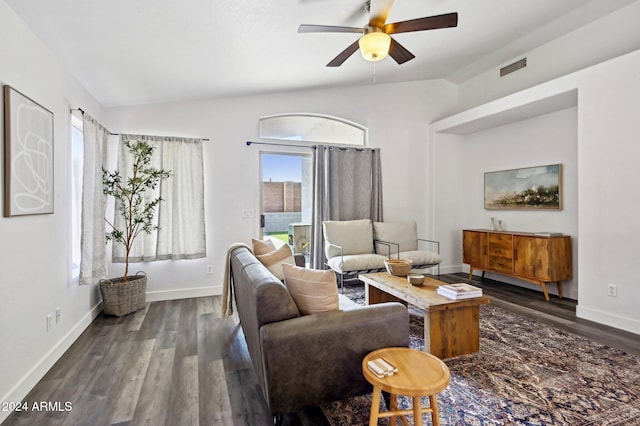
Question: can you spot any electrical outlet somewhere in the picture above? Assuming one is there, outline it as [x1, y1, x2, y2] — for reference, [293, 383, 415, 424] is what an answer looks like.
[46, 314, 52, 331]
[56, 307, 61, 324]
[607, 283, 617, 297]
[206, 265, 213, 275]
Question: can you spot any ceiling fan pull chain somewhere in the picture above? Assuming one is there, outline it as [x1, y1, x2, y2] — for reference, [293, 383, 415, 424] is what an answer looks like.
[373, 61, 377, 84]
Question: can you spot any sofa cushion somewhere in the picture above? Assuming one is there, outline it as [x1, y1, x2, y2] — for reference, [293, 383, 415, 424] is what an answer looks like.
[326, 253, 389, 273]
[373, 221, 418, 252]
[282, 264, 339, 315]
[323, 219, 374, 259]
[256, 244, 295, 280]
[252, 238, 276, 255]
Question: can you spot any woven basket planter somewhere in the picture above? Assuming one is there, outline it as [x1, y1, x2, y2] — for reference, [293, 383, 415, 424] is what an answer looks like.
[99, 273, 147, 317]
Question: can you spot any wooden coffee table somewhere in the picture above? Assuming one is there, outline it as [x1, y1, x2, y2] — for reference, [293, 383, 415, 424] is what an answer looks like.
[359, 272, 490, 359]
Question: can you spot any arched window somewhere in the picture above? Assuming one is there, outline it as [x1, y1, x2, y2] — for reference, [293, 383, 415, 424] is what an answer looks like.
[259, 113, 367, 146]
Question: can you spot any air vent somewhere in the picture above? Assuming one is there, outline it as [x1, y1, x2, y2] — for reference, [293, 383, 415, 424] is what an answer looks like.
[500, 58, 527, 77]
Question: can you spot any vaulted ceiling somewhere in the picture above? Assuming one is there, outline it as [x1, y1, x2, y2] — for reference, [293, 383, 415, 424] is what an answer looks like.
[5, 0, 636, 106]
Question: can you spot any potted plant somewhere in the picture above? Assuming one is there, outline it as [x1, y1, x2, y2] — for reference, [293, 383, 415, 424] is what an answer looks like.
[100, 140, 170, 316]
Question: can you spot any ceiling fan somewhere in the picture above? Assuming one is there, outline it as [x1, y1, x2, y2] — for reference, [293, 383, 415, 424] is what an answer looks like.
[298, 0, 458, 67]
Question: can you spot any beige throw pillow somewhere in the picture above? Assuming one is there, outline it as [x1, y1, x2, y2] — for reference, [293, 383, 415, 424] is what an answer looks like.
[282, 264, 339, 315]
[255, 243, 295, 280]
[251, 238, 277, 255]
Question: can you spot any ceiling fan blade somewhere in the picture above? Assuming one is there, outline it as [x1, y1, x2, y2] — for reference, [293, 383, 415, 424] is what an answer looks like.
[298, 24, 364, 34]
[385, 12, 458, 34]
[327, 39, 361, 67]
[368, 0, 395, 28]
[388, 38, 415, 65]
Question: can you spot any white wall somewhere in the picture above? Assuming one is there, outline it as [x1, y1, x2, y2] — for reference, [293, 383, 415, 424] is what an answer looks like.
[0, 2, 106, 422]
[454, 0, 640, 112]
[462, 108, 578, 299]
[575, 50, 640, 332]
[432, 49, 640, 334]
[101, 80, 458, 300]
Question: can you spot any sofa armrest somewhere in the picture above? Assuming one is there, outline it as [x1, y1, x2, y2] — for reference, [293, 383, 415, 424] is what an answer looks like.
[259, 302, 409, 415]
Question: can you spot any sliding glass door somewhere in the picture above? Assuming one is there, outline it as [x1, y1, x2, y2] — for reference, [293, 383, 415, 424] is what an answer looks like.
[260, 152, 313, 264]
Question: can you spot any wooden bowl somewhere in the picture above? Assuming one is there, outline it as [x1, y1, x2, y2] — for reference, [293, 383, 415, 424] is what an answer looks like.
[407, 274, 425, 286]
[384, 259, 413, 277]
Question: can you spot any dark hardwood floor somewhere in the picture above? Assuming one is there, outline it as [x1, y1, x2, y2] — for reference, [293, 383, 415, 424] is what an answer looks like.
[3, 274, 638, 426]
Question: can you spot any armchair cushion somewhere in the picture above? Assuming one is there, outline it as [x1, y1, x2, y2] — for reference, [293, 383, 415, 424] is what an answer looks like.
[326, 253, 389, 273]
[282, 264, 339, 315]
[399, 250, 443, 266]
[323, 219, 374, 259]
[373, 221, 419, 252]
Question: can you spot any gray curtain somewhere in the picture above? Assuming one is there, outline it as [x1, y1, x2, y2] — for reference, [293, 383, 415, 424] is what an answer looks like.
[310, 145, 383, 268]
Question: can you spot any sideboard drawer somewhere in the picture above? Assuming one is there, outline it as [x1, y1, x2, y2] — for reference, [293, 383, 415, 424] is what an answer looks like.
[488, 255, 513, 273]
[488, 233, 513, 258]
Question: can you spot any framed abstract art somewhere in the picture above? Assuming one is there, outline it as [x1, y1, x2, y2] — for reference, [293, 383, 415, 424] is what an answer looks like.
[3, 85, 54, 217]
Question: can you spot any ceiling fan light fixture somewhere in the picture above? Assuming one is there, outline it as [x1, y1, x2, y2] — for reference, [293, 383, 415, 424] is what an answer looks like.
[359, 31, 391, 62]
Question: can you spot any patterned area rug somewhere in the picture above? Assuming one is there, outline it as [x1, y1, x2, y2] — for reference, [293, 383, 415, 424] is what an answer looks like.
[322, 285, 640, 425]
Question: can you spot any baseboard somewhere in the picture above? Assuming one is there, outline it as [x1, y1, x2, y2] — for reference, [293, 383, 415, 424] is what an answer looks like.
[0, 302, 102, 424]
[437, 264, 464, 274]
[577, 305, 640, 335]
[145, 285, 221, 302]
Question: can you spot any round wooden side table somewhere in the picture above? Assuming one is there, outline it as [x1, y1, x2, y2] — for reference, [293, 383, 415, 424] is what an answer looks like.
[362, 347, 450, 426]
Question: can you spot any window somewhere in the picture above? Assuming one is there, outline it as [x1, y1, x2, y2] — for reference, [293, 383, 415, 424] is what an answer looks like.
[112, 135, 206, 262]
[70, 115, 83, 280]
[259, 113, 367, 146]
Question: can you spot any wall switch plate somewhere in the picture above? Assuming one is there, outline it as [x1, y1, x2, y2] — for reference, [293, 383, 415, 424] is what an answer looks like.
[46, 314, 52, 331]
[206, 265, 213, 274]
[607, 283, 617, 297]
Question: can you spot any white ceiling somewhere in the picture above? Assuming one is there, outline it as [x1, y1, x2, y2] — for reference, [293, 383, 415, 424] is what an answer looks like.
[4, 0, 636, 107]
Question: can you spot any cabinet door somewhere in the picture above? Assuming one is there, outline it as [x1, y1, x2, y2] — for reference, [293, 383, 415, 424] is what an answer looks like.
[463, 231, 486, 267]
[514, 236, 550, 280]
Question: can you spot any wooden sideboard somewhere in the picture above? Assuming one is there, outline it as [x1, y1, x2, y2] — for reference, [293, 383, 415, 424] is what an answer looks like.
[462, 229, 572, 301]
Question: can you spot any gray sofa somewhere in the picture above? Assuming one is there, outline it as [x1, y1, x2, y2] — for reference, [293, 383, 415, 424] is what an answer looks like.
[229, 246, 409, 421]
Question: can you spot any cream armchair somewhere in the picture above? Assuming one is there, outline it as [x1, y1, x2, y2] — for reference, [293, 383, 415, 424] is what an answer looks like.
[322, 219, 442, 288]
[373, 221, 442, 275]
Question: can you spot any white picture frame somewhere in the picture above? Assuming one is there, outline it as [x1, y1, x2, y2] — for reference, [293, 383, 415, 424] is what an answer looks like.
[3, 85, 54, 217]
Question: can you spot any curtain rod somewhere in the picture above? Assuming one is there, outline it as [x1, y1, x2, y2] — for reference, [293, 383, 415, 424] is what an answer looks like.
[246, 141, 371, 151]
[71, 108, 210, 141]
[246, 141, 316, 149]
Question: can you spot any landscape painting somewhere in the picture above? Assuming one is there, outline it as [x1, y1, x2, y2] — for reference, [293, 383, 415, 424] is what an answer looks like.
[484, 164, 562, 210]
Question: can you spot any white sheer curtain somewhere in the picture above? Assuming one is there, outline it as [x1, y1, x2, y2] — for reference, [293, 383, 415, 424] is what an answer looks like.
[112, 134, 206, 262]
[310, 145, 383, 268]
[79, 115, 109, 285]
